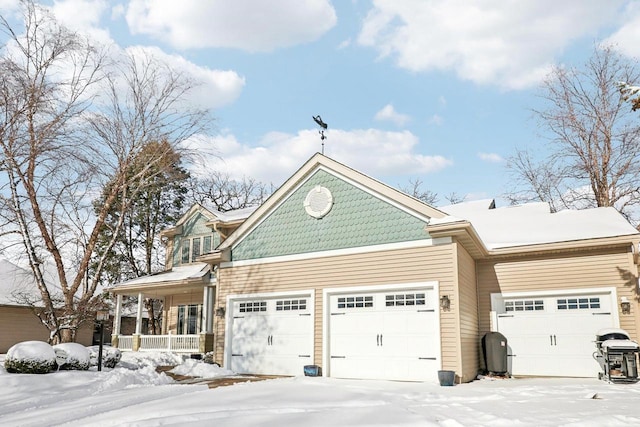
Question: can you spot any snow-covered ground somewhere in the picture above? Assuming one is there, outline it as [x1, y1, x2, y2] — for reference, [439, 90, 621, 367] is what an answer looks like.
[2, 352, 640, 427]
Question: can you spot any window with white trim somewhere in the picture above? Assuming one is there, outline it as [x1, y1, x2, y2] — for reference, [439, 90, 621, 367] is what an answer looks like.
[178, 234, 216, 265]
[557, 297, 600, 310]
[505, 299, 544, 312]
[276, 299, 307, 311]
[337, 295, 373, 309]
[177, 304, 202, 334]
[385, 293, 426, 307]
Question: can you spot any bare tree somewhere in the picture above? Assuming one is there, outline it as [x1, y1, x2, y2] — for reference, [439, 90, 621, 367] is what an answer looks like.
[189, 171, 272, 212]
[0, 1, 210, 343]
[398, 177, 439, 205]
[507, 46, 640, 221]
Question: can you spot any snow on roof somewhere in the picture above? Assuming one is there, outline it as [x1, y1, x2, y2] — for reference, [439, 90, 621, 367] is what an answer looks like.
[210, 206, 258, 222]
[0, 259, 40, 306]
[110, 262, 210, 289]
[435, 200, 639, 250]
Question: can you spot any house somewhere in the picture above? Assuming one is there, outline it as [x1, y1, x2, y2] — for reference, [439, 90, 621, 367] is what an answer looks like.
[109, 153, 640, 382]
[0, 259, 93, 352]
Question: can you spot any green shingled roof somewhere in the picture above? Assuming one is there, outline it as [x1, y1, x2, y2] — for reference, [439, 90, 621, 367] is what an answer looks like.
[232, 169, 430, 261]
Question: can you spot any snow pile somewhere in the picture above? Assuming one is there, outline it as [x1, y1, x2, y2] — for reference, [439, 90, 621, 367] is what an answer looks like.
[170, 358, 234, 378]
[118, 350, 185, 370]
[53, 342, 90, 370]
[87, 345, 122, 368]
[4, 341, 56, 374]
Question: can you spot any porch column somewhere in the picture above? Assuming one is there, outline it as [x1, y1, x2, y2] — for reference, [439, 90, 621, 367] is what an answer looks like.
[135, 292, 144, 335]
[202, 286, 214, 333]
[111, 294, 123, 348]
[113, 294, 123, 335]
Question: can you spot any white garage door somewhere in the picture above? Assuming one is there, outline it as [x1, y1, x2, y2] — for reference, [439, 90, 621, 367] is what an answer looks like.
[328, 286, 440, 382]
[495, 291, 616, 377]
[229, 294, 313, 376]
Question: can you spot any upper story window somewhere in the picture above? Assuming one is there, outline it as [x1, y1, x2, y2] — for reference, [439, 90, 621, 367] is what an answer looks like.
[178, 234, 216, 265]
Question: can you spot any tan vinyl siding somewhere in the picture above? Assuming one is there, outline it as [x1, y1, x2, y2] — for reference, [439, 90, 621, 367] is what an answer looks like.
[0, 305, 93, 353]
[455, 243, 479, 382]
[215, 244, 458, 372]
[477, 247, 637, 340]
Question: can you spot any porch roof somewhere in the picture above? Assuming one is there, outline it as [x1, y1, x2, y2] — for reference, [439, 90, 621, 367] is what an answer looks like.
[109, 263, 212, 297]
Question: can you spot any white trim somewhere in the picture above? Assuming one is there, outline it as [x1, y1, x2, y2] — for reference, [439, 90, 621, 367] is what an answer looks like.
[322, 281, 441, 378]
[223, 289, 315, 371]
[490, 286, 620, 328]
[222, 237, 452, 268]
[230, 165, 434, 251]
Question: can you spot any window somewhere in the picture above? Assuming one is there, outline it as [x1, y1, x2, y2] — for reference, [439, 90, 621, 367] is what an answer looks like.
[337, 295, 373, 309]
[276, 299, 307, 311]
[505, 299, 544, 312]
[385, 293, 426, 307]
[239, 301, 267, 313]
[557, 297, 600, 310]
[177, 304, 202, 334]
[191, 237, 201, 262]
[181, 239, 190, 264]
[203, 236, 212, 254]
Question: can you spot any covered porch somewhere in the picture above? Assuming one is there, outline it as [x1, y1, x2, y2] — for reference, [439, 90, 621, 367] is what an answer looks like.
[109, 263, 216, 354]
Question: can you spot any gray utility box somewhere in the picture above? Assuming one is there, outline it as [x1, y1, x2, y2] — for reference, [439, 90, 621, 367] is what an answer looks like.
[482, 332, 508, 374]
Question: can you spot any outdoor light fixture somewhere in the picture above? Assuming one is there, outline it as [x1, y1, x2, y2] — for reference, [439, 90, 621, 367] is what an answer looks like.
[215, 307, 226, 317]
[440, 295, 451, 311]
[621, 297, 631, 315]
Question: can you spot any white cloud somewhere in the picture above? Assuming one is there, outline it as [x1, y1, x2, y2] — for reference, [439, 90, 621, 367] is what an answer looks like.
[604, 2, 640, 57]
[478, 152, 504, 163]
[124, 46, 245, 110]
[184, 128, 452, 186]
[374, 104, 411, 127]
[357, 0, 625, 89]
[51, 0, 112, 44]
[427, 114, 443, 126]
[44, 2, 247, 110]
[125, 0, 337, 52]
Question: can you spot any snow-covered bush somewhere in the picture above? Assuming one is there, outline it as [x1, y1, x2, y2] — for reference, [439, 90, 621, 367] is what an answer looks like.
[87, 345, 122, 369]
[5, 341, 57, 374]
[53, 343, 90, 370]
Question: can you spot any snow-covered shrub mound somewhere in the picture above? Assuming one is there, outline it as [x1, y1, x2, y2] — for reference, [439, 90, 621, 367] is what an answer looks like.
[87, 345, 121, 369]
[53, 343, 90, 370]
[5, 341, 57, 374]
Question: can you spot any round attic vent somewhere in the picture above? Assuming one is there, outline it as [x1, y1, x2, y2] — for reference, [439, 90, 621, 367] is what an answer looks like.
[304, 186, 333, 219]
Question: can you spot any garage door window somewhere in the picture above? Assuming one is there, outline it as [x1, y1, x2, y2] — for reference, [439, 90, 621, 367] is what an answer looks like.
[276, 299, 307, 311]
[557, 297, 600, 310]
[505, 299, 544, 312]
[385, 293, 426, 307]
[239, 301, 267, 313]
[337, 295, 373, 309]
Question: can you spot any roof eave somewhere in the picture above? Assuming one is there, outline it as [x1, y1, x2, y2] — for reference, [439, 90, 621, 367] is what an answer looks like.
[427, 220, 490, 259]
[486, 234, 640, 257]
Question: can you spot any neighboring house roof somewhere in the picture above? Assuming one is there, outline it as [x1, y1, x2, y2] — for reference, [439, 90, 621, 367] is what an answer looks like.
[436, 199, 639, 250]
[0, 259, 40, 306]
[109, 262, 211, 295]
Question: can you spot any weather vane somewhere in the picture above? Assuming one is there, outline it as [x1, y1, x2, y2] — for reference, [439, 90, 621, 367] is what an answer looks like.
[312, 115, 328, 154]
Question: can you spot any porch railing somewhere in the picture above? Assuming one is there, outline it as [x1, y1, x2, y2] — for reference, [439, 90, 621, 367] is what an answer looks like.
[116, 334, 200, 353]
[118, 335, 133, 351]
[140, 334, 200, 352]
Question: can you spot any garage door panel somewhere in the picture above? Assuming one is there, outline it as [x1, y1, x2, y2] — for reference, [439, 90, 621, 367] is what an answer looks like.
[496, 292, 615, 377]
[229, 294, 313, 377]
[328, 286, 439, 382]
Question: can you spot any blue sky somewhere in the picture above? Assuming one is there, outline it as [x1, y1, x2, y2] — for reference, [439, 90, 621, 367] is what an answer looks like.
[3, 0, 640, 206]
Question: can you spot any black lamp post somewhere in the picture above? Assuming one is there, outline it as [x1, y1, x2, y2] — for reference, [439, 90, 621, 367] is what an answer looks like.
[96, 310, 109, 371]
